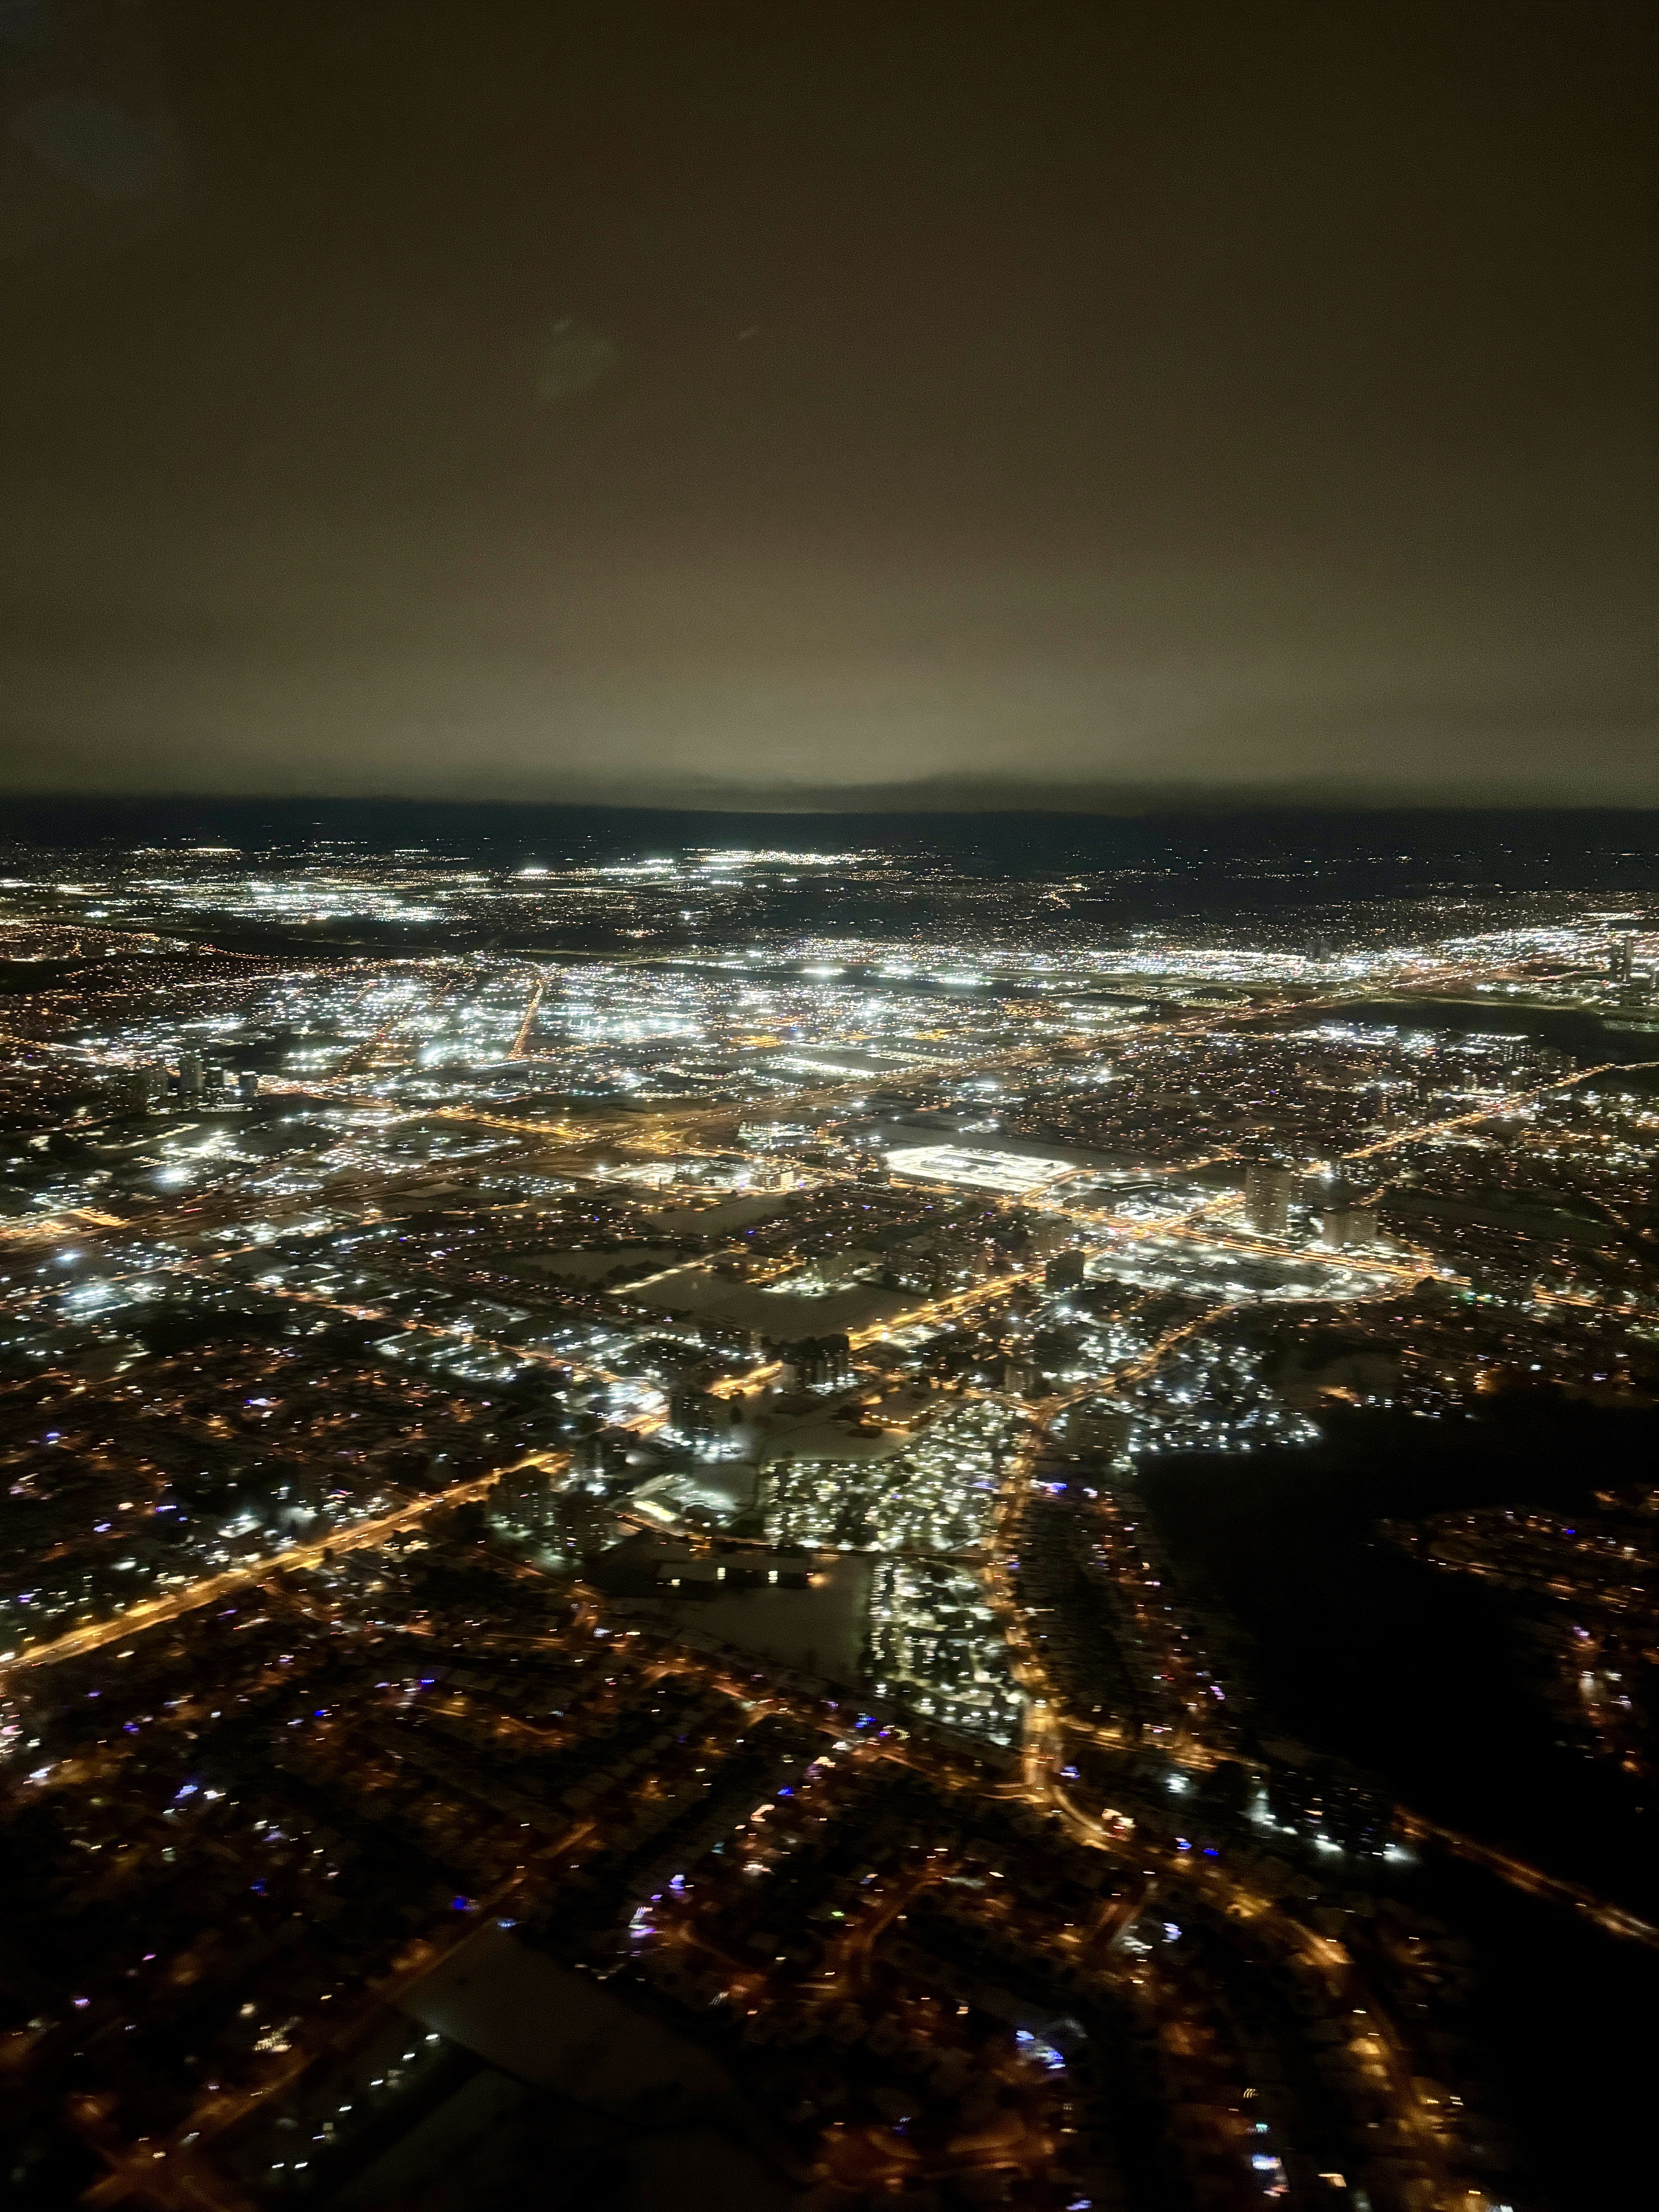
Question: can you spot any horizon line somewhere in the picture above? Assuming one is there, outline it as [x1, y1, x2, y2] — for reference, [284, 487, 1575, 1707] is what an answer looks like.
[5, 788, 1659, 823]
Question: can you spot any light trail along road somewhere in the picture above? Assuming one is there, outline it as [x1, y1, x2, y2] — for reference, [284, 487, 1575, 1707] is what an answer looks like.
[0, 1462, 555, 1686]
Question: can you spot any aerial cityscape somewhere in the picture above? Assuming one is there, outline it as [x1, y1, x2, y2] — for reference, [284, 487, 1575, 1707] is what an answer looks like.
[3, 1, 1654, 2207]
[0, 805, 1654, 2210]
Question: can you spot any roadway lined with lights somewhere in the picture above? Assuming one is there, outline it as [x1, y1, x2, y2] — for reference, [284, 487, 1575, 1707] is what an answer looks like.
[0, 1464, 525, 1686]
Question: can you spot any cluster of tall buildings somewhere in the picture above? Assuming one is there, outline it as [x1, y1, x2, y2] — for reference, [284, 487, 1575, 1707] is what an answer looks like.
[1244, 1162, 1377, 1250]
[110, 1054, 259, 1114]
[777, 1331, 854, 1390]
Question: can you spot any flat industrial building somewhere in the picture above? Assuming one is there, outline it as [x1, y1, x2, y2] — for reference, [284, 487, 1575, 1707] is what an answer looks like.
[885, 1142, 1077, 1194]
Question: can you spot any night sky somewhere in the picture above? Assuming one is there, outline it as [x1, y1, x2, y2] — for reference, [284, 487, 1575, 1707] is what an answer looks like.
[2, 1, 1653, 809]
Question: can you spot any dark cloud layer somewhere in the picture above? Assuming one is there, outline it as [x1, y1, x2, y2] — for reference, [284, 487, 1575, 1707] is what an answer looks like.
[1, 1, 1653, 808]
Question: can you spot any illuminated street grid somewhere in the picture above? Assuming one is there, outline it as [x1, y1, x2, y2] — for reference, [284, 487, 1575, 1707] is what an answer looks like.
[0, 837, 1655, 2206]
[865, 1554, 1024, 1744]
[763, 1400, 1021, 1558]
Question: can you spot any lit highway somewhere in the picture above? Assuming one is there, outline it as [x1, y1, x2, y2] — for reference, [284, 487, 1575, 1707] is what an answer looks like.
[0, 1464, 523, 1686]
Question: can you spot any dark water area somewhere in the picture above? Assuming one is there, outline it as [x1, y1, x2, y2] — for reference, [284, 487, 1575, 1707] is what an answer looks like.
[1421, 1860, 1655, 2209]
[1335, 996, 1659, 1070]
[1140, 1408, 1659, 2210]
[1139, 1406, 1657, 1908]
